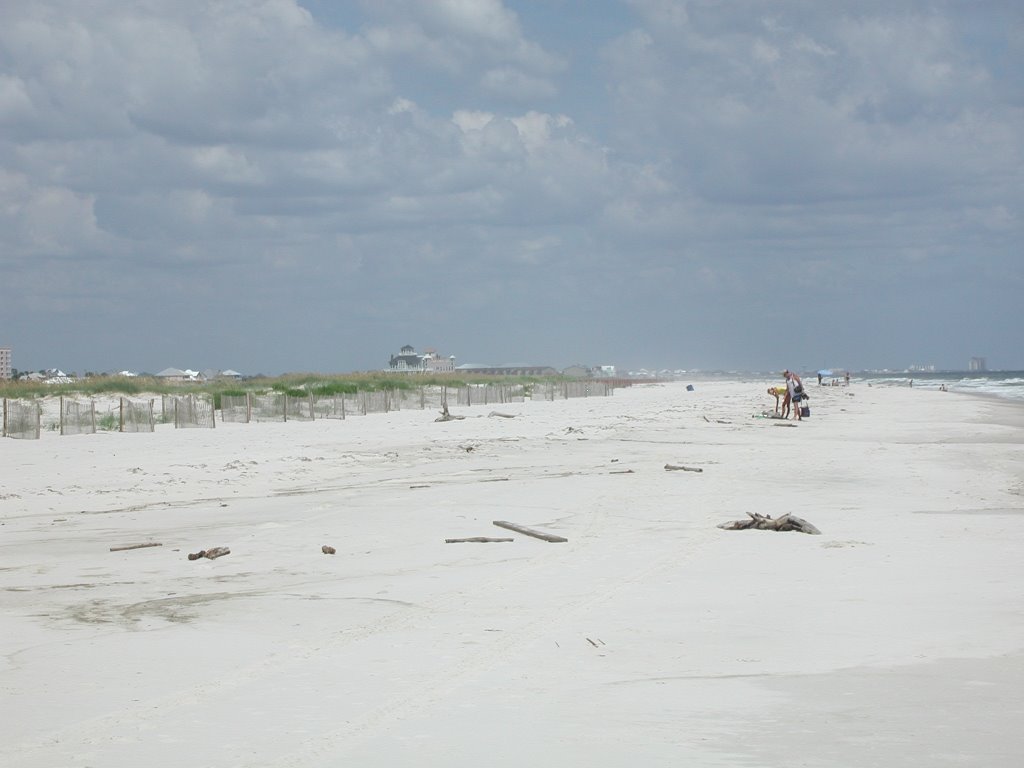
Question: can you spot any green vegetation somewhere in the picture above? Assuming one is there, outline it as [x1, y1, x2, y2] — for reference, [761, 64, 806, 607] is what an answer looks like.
[97, 412, 119, 431]
[0, 371, 579, 401]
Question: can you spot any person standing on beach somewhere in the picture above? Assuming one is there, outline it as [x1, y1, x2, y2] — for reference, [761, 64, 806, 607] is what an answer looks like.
[784, 370, 804, 420]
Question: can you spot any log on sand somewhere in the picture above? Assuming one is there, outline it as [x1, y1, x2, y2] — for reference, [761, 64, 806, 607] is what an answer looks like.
[445, 537, 515, 544]
[187, 546, 231, 560]
[493, 520, 568, 543]
[717, 512, 821, 535]
[435, 403, 466, 422]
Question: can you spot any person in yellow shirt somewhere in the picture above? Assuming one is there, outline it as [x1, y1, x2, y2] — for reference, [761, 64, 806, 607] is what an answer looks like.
[767, 385, 788, 415]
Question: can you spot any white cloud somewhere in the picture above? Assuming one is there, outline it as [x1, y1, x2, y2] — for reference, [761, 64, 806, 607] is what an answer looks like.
[0, 0, 1020, 372]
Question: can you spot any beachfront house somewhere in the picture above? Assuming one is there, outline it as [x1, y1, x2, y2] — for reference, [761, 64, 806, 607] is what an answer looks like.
[387, 345, 456, 373]
[155, 367, 203, 383]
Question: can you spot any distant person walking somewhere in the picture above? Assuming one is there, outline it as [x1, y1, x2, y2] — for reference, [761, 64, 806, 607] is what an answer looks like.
[784, 370, 805, 420]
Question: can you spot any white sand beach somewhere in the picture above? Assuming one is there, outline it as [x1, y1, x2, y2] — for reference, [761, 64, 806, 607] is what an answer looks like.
[2, 381, 1023, 767]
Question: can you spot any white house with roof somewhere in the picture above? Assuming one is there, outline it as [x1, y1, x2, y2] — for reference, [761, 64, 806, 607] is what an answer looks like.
[388, 345, 455, 373]
[155, 367, 203, 383]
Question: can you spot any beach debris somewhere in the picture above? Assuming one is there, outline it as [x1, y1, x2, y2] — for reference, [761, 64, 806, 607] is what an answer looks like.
[586, 637, 605, 648]
[717, 512, 821, 535]
[109, 542, 163, 552]
[609, 469, 634, 474]
[445, 537, 514, 544]
[435, 403, 465, 422]
[664, 464, 703, 473]
[187, 546, 231, 560]
[493, 520, 568, 543]
[488, 411, 517, 418]
[322, 545, 336, 555]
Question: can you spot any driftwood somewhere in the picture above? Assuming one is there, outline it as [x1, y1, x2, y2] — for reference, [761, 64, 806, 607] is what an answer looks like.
[445, 537, 514, 544]
[717, 512, 821, 535]
[664, 464, 703, 473]
[322, 545, 336, 555]
[109, 542, 162, 552]
[493, 520, 568, 543]
[435, 403, 465, 422]
[187, 546, 231, 560]
[488, 411, 517, 418]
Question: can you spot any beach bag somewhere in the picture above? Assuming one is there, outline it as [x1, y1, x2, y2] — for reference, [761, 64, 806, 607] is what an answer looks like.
[800, 405, 810, 418]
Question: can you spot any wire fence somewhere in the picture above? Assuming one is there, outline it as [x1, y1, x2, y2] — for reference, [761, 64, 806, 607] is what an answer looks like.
[120, 398, 155, 433]
[161, 395, 216, 429]
[2, 399, 41, 439]
[533, 380, 614, 400]
[3, 380, 615, 440]
[61, 397, 96, 435]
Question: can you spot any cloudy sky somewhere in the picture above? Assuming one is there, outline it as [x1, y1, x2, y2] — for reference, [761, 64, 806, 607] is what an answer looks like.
[2, 0, 1021, 375]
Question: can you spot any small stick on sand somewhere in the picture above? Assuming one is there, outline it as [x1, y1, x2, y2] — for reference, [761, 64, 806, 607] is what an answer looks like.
[488, 411, 517, 418]
[664, 464, 703, 472]
[445, 537, 514, 544]
[109, 542, 163, 552]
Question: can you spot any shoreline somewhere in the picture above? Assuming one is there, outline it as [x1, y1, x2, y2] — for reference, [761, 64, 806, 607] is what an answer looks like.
[2, 380, 1022, 767]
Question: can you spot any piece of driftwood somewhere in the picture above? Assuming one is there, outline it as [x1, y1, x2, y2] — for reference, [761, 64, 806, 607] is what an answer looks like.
[187, 546, 232, 560]
[445, 537, 514, 544]
[322, 545, 336, 555]
[493, 520, 568, 543]
[664, 464, 703, 473]
[488, 411, 517, 418]
[717, 512, 821, 535]
[609, 469, 634, 474]
[435, 403, 466, 422]
[109, 542, 162, 552]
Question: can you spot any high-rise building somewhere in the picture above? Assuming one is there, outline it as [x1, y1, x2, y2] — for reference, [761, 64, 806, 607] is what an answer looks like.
[0, 347, 11, 380]
[969, 357, 987, 372]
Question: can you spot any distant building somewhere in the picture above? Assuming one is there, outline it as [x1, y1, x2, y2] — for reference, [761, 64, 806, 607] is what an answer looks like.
[201, 369, 243, 381]
[155, 367, 203, 383]
[388, 345, 455, 373]
[969, 357, 987, 372]
[0, 347, 10, 380]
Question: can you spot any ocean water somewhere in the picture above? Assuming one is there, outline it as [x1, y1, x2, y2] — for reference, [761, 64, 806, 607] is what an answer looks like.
[855, 371, 1024, 401]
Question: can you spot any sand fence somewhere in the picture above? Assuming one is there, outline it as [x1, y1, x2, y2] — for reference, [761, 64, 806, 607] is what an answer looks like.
[2, 380, 614, 440]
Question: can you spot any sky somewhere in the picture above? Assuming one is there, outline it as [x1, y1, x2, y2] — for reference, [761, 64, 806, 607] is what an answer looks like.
[1, 0, 1021, 376]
